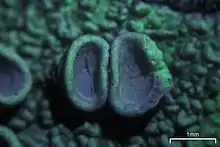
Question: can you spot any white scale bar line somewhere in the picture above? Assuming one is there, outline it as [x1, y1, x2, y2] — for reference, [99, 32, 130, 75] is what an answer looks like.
[169, 138, 217, 144]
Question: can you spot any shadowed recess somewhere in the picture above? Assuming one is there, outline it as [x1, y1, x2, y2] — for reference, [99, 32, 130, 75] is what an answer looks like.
[74, 43, 99, 99]
[0, 56, 25, 97]
[0, 138, 8, 147]
[144, 0, 220, 13]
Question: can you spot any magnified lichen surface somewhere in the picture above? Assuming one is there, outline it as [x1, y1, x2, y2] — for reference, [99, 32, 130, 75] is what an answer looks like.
[1, 0, 220, 147]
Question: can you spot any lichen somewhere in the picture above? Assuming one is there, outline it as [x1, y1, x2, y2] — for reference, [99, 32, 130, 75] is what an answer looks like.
[57, 35, 109, 112]
[0, 125, 23, 147]
[0, 46, 32, 107]
[109, 32, 173, 117]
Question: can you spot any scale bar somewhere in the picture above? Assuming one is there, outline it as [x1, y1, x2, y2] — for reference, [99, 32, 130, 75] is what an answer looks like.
[169, 138, 217, 144]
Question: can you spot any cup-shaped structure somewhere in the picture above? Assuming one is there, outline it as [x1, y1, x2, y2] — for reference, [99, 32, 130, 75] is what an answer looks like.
[58, 35, 109, 112]
[109, 32, 173, 117]
[0, 49, 32, 107]
[0, 125, 23, 147]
